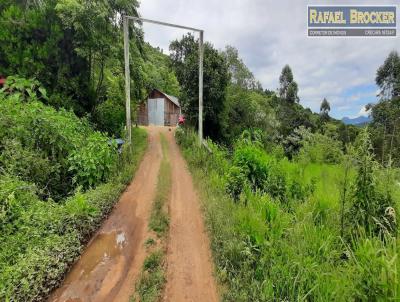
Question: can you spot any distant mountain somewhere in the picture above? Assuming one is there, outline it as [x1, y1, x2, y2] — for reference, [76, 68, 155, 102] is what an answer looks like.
[341, 116, 372, 125]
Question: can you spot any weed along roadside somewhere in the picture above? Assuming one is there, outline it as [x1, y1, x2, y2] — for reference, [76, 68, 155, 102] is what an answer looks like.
[134, 133, 171, 302]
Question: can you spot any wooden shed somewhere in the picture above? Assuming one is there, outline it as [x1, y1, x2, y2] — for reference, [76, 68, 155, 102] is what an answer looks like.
[137, 89, 180, 126]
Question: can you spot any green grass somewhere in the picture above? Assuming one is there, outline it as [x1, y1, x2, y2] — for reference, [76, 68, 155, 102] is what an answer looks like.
[134, 133, 171, 302]
[145, 237, 156, 248]
[0, 127, 148, 301]
[134, 250, 166, 302]
[176, 128, 400, 302]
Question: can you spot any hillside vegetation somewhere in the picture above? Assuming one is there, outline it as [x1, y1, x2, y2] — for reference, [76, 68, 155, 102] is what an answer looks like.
[176, 128, 399, 301]
[171, 35, 400, 300]
[0, 81, 148, 301]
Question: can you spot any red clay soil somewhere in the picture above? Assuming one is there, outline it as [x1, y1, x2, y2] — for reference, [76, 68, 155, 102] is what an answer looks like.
[163, 131, 218, 302]
[48, 127, 218, 302]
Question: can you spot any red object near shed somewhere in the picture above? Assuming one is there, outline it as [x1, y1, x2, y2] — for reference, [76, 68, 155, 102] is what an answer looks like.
[0, 76, 5, 86]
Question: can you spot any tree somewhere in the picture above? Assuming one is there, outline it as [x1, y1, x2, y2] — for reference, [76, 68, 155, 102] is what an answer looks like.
[376, 51, 400, 99]
[279, 65, 299, 103]
[320, 98, 330, 115]
[142, 43, 181, 97]
[320, 97, 331, 122]
[0, 0, 143, 114]
[169, 34, 229, 140]
[264, 88, 276, 97]
[221, 45, 261, 90]
[369, 51, 400, 166]
[369, 98, 400, 166]
[220, 85, 279, 145]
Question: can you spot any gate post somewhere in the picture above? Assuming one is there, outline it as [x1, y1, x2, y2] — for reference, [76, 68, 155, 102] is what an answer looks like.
[123, 16, 132, 145]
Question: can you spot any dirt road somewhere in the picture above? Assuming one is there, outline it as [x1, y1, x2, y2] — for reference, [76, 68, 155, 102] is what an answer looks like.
[49, 127, 218, 302]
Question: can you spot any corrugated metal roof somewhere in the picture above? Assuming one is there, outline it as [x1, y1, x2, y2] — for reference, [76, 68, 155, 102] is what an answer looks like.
[148, 89, 180, 107]
[163, 92, 180, 107]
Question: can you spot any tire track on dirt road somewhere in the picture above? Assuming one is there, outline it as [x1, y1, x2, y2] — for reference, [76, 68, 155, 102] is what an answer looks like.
[49, 127, 218, 302]
[163, 130, 218, 302]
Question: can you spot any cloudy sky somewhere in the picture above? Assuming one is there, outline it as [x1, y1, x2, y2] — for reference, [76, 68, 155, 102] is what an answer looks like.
[139, 0, 399, 119]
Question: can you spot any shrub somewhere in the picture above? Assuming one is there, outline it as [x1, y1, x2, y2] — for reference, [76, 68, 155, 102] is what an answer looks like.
[93, 99, 125, 136]
[68, 132, 117, 188]
[226, 166, 248, 201]
[283, 126, 309, 158]
[0, 76, 48, 102]
[287, 178, 315, 203]
[264, 161, 286, 201]
[0, 175, 38, 236]
[230, 144, 288, 201]
[297, 131, 344, 164]
[175, 126, 196, 150]
[0, 139, 59, 198]
[64, 190, 99, 238]
[233, 144, 270, 190]
[0, 94, 117, 198]
[0, 82, 148, 301]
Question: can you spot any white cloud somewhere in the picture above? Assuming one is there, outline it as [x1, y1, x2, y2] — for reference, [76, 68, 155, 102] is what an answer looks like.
[356, 105, 371, 118]
[139, 0, 400, 118]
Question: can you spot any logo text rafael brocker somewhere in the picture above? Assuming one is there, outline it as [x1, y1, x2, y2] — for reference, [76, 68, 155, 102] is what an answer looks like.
[309, 9, 395, 25]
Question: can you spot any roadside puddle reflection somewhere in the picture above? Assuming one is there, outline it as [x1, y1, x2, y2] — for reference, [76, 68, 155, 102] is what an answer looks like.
[78, 230, 127, 278]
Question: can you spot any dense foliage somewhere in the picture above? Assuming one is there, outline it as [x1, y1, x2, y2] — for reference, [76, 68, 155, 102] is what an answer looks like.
[368, 50, 400, 167]
[0, 84, 116, 200]
[0, 84, 148, 301]
[0, 1, 180, 137]
[0, 0, 141, 114]
[170, 34, 229, 140]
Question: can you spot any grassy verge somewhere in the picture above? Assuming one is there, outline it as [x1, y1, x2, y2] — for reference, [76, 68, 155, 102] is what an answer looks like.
[175, 128, 399, 302]
[0, 127, 148, 301]
[134, 133, 171, 302]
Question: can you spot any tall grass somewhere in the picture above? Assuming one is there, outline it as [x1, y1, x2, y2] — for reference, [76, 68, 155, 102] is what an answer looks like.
[176, 128, 399, 301]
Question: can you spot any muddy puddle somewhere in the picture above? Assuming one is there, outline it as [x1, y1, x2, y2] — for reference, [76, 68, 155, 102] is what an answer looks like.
[50, 230, 130, 302]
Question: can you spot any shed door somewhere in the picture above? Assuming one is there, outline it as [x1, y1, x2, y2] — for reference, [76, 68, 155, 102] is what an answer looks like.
[148, 98, 164, 126]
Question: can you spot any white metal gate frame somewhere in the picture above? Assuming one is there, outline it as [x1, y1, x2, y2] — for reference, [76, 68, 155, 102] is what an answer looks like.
[123, 16, 204, 145]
